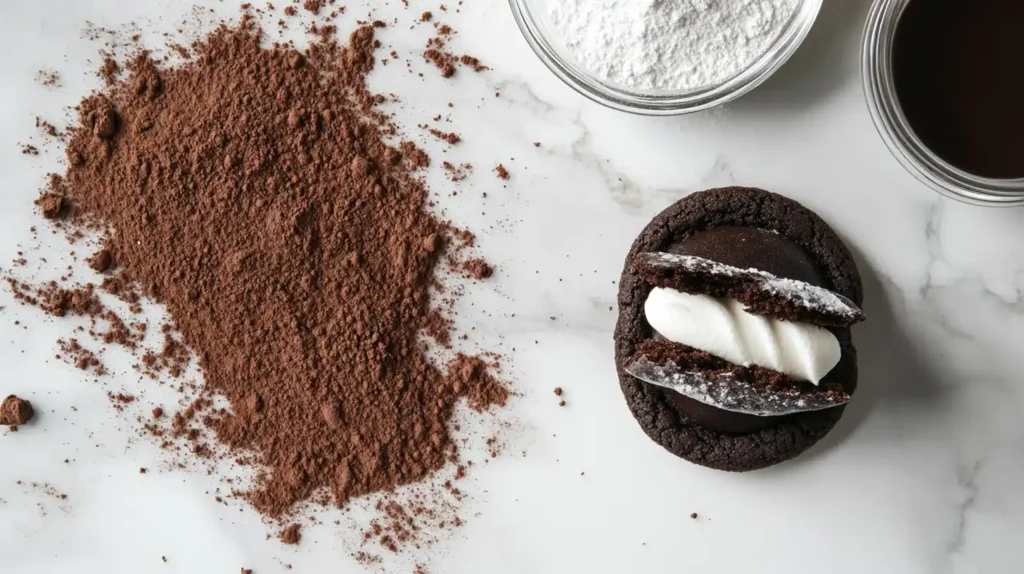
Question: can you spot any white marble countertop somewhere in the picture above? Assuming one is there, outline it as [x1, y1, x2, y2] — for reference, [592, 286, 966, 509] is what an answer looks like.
[2, 1, 1023, 573]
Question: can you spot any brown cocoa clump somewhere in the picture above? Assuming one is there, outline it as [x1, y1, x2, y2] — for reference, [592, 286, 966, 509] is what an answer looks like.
[279, 524, 302, 545]
[462, 258, 493, 280]
[1, 395, 35, 426]
[428, 129, 461, 145]
[87, 249, 114, 273]
[49, 19, 506, 521]
[495, 164, 510, 180]
[423, 48, 456, 78]
[459, 55, 488, 72]
[101, 58, 120, 85]
[37, 194, 65, 219]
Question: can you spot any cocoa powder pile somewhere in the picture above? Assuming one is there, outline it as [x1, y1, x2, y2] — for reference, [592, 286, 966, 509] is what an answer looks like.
[42, 16, 506, 521]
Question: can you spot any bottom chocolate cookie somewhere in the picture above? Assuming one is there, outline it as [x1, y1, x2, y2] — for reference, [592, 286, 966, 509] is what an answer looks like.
[614, 187, 863, 471]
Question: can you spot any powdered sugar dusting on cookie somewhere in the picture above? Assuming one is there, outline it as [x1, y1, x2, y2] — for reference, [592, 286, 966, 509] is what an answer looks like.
[637, 252, 864, 325]
[625, 356, 850, 416]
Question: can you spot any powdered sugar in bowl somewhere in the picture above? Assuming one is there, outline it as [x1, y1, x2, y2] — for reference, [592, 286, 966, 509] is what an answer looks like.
[510, 0, 822, 115]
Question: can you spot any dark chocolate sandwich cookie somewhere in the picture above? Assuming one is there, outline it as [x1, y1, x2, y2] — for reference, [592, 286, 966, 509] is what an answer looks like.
[614, 187, 864, 471]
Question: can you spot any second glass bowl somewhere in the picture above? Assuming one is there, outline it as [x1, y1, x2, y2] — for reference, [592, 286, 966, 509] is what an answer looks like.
[862, 0, 1024, 207]
[509, 0, 823, 115]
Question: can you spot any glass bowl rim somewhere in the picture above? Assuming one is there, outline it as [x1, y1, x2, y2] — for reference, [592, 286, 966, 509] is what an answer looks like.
[861, 0, 1024, 207]
[509, 0, 824, 116]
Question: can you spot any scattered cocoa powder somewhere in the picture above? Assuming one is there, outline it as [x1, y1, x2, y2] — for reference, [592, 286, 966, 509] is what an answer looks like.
[442, 161, 472, 182]
[279, 523, 302, 545]
[18, 16, 507, 535]
[37, 119, 60, 138]
[495, 164, 510, 180]
[38, 70, 61, 87]
[422, 29, 486, 78]
[6, 281, 102, 319]
[553, 387, 562, 396]
[21, 145, 39, 156]
[428, 128, 461, 145]
[690, 512, 699, 519]
[421, 11, 433, 22]
[1, 395, 34, 427]
[111, 392, 135, 404]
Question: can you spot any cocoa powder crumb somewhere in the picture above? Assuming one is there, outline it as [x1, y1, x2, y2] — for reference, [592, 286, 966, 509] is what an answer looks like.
[37, 194, 65, 219]
[421, 11, 433, 21]
[428, 128, 461, 144]
[690, 512, 698, 519]
[462, 258, 493, 280]
[495, 164, 510, 180]
[0, 395, 34, 426]
[459, 55, 488, 72]
[100, 58, 120, 85]
[423, 48, 456, 78]
[279, 523, 302, 545]
[21, 145, 39, 156]
[87, 249, 114, 273]
[553, 387, 562, 396]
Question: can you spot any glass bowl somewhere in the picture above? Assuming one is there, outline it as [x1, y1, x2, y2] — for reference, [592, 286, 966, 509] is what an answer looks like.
[862, 0, 1024, 207]
[509, 0, 823, 115]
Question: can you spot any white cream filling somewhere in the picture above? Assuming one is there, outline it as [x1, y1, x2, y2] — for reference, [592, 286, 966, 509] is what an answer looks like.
[644, 287, 841, 384]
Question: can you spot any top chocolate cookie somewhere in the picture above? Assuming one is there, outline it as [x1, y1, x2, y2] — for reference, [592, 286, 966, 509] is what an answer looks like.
[614, 187, 863, 471]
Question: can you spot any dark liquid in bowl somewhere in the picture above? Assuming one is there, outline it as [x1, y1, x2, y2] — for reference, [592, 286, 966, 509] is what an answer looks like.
[892, 0, 1024, 179]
